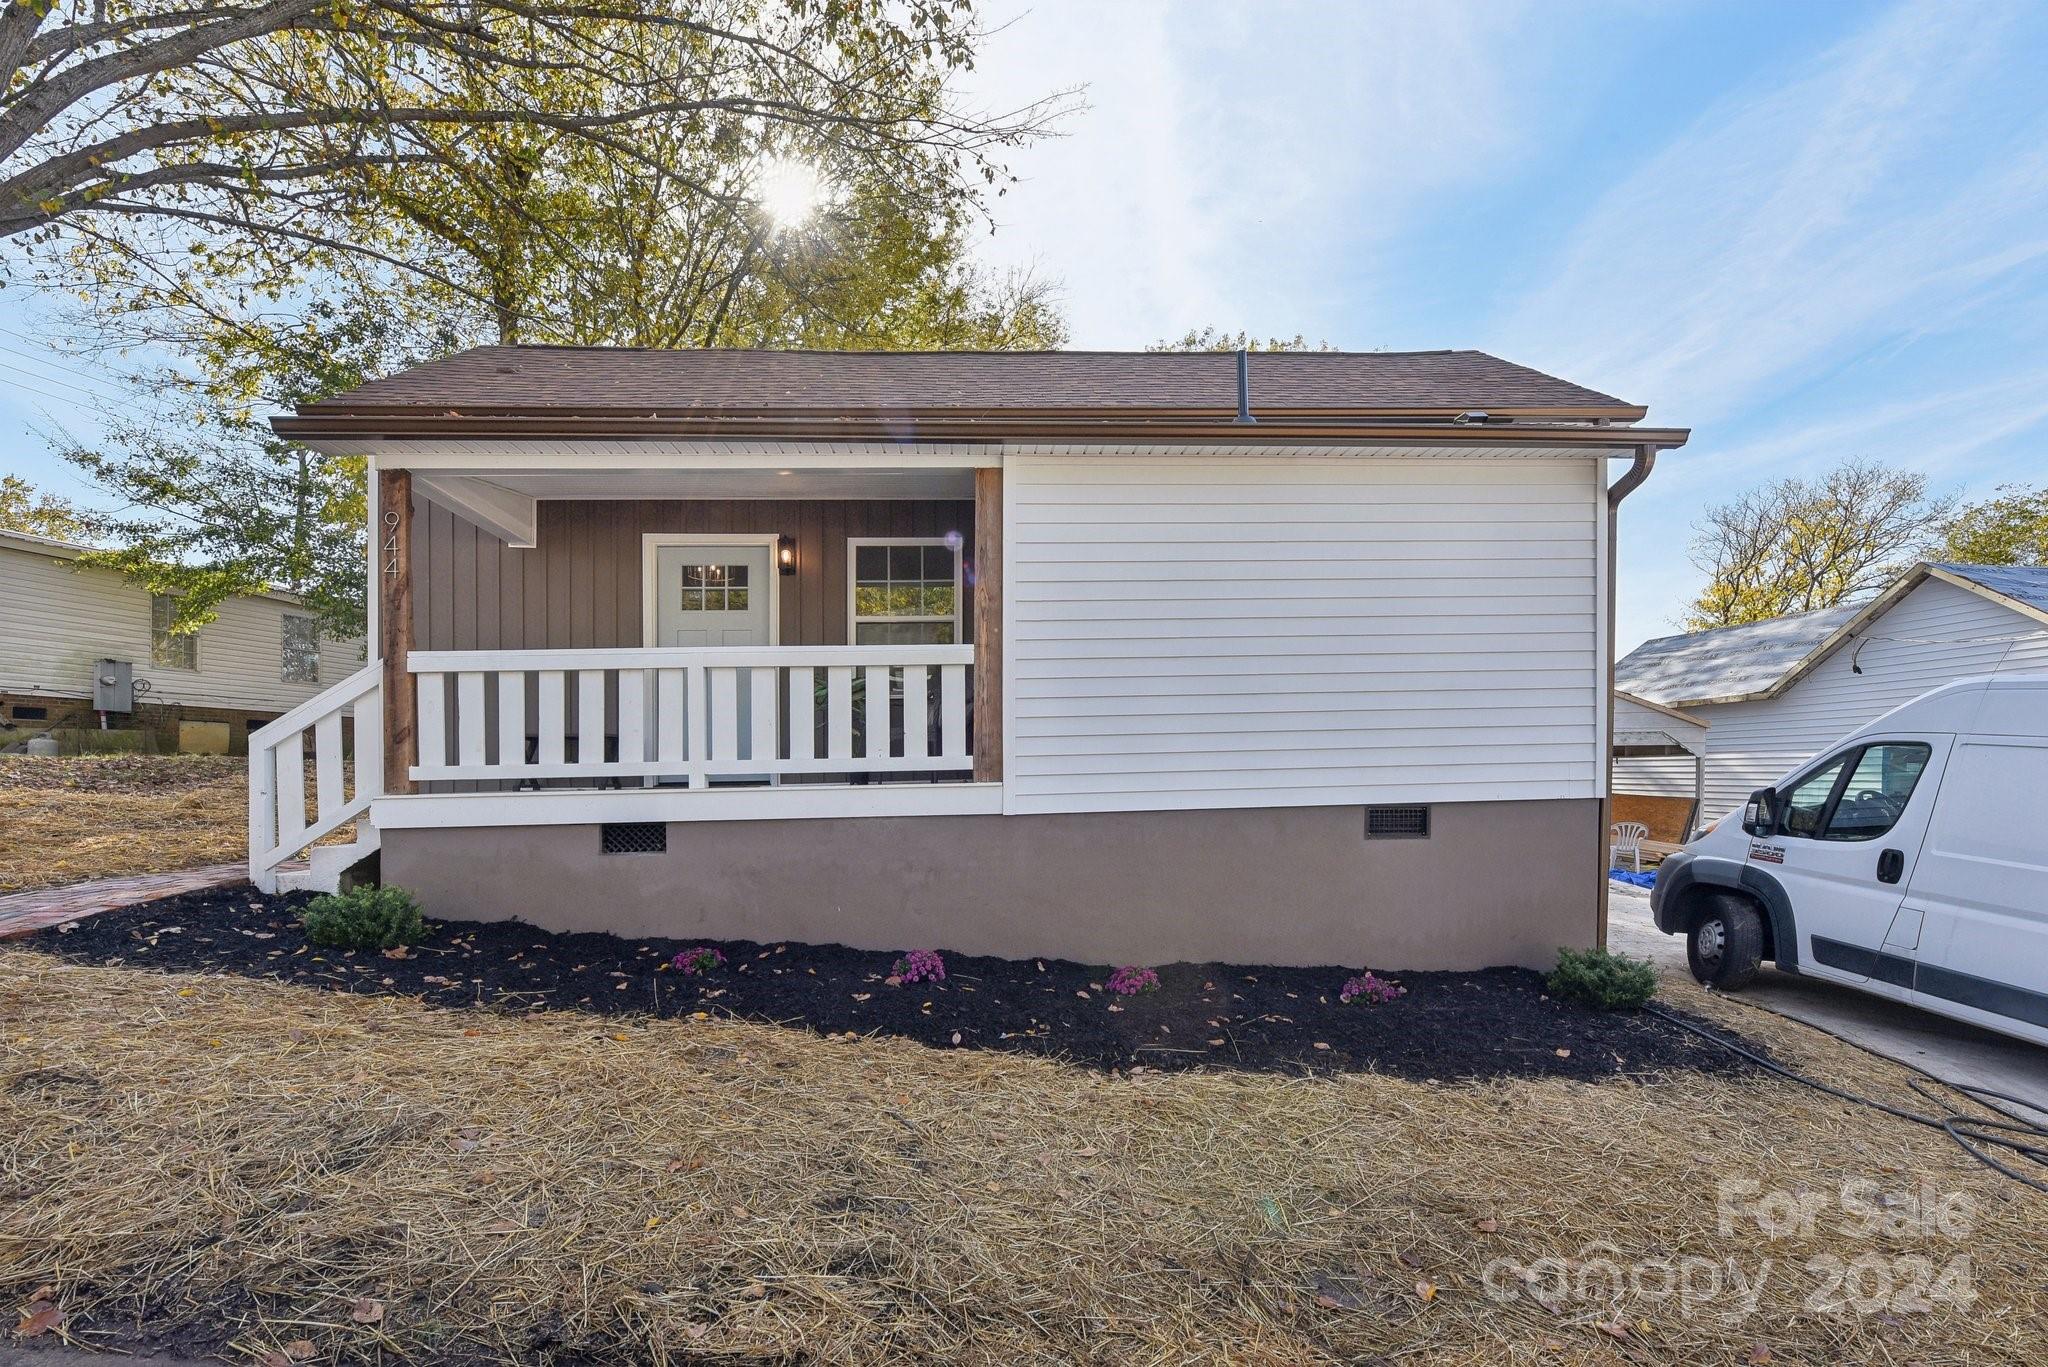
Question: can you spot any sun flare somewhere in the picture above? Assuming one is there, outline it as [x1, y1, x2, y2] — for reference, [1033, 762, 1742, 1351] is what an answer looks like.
[753, 157, 828, 230]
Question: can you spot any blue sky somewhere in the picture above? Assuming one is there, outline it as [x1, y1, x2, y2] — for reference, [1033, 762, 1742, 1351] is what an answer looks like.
[5, 0, 2046, 650]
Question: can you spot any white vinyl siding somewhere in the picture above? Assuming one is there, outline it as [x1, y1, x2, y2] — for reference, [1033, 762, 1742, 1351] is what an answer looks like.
[0, 540, 362, 713]
[1683, 577, 2048, 819]
[1003, 453, 1605, 814]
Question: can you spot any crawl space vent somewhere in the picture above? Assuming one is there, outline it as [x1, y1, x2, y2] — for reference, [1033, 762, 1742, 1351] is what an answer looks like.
[600, 822, 667, 855]
[1365, 805, 1430, 839]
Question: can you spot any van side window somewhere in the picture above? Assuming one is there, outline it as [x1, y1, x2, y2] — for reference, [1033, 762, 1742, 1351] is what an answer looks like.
[1779, 755, 1851, 838]
[1821, 743, 1932, 842]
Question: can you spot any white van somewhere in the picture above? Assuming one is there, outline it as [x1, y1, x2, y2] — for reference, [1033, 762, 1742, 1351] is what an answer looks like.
[1651, 675, 2048, 1049]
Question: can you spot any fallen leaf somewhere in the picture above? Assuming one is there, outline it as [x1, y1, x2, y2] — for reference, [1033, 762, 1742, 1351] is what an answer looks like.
[1474, 1218, 1498, 1233]
[1597, 1320, 1627, 1339]
[350, 1297, 384, 1324]
[284, 1339, 317, 1361]
[16, 1301, 62, 1337]
[685, 1323, 710, 1340]
[1554, 1048, 1572, 1058]
[737, 1282, 767, 1300]
[1312, 1041, 1331, 1051]
[1747, 1347, 1774, 1365]
[1415, 1281, 1437, 1303]
[645, 1215, 661, 1229]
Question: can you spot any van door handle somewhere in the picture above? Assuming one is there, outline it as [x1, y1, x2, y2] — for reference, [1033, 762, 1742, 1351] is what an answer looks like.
[1876, 848, 1904, 884]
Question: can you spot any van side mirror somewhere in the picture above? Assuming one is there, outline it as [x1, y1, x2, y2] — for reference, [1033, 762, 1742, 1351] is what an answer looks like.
[1742, 787, 1777, 837]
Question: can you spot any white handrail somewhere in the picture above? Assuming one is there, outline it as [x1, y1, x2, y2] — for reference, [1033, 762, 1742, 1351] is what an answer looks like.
[248, 663, 383, 892]
[406, 644, 973, 787]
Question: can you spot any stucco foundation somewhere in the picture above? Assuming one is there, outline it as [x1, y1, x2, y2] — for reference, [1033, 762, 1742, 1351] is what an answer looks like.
[380, 798, 1599, 971]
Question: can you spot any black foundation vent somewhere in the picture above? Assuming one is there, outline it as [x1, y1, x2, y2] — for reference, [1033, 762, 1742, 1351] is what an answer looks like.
[1365, 805, 1430, 839]
[601, 822, 667, 855]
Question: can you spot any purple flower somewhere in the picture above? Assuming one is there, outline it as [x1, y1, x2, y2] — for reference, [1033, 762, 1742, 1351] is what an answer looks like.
[673, 946, 726, 976]
[1339, 971, 1406, 1005]
[894, 949, 946, 984]
[1105, 965, 1160, 996]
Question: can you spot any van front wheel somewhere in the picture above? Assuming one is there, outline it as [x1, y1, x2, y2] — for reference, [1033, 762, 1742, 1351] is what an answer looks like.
[1688, 897, 1764, 989]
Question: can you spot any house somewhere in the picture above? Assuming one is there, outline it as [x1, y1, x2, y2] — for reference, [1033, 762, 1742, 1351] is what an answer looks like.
[250, 347, 1690, 970]
[0, 528, 363, 752]
[1615, 562, 2048, 823]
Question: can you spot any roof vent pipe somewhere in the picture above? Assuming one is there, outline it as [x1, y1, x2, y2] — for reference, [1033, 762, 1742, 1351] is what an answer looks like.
[1234, 348, 1256, 424]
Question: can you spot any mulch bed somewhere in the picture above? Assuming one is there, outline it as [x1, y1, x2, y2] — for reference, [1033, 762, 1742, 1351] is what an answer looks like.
[22, 885, 1752, 1082]
[0, 753, 242, 793]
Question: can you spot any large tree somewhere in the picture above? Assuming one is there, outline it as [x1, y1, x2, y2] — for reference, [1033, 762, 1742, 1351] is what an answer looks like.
[1938, 484, 2048, 567]
[1, 0, 1070, 342]
[1683, 460, 1956, 630]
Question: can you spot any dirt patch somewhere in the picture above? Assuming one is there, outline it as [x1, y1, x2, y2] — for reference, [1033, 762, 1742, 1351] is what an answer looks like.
[32, 886, 1742, 1082]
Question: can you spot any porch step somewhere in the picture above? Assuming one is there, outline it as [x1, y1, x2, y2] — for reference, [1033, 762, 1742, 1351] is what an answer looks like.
[275, 824, 382, 895]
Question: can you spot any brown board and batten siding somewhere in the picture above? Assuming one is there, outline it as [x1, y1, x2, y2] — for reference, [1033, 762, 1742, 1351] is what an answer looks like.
[409, 497, 978, 651]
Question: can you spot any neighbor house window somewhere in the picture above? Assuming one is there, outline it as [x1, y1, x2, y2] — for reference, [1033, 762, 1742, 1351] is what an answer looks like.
[282, 614, 320, 683]
[850, 539, 959, 645]
[150, 595, 196, 670]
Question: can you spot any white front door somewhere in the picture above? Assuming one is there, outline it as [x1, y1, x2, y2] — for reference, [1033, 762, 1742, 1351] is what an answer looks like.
[651, 544, 773, 648]
[648, 542, 775, 775]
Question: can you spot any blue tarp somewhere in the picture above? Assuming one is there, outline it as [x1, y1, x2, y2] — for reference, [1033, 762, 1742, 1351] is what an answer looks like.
[1609, 869, 1658, 889]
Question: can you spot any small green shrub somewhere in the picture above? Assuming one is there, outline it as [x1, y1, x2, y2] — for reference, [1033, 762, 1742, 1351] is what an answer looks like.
[299, 885, 425, 950]
[1548, 945, 1656, 1010]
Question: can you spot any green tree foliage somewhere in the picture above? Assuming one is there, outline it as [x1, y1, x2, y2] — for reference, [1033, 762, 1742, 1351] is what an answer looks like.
[1148, 328, 1334, 352]
[1938, 484, 2048, 567]
[53, 306, 436, 638]
[1683, 461, 1956, 630]
[2, 0, 1072, 347]
[0, 474, 85, 540]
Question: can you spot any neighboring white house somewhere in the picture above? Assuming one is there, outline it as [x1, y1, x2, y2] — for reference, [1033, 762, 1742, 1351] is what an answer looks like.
[1615, 562, 2048, 820]
[0, 528, 363, 742]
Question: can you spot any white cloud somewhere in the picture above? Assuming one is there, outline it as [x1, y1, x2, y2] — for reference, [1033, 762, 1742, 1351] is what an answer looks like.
[1491, 0, 2048, 426]
[963, 0, 1550, 346]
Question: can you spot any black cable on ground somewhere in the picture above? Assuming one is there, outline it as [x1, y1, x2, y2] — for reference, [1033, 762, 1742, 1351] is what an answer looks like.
[1644, 1002, 2048, 1195]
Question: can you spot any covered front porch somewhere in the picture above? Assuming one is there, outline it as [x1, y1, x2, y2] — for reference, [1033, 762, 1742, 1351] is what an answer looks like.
[248, 450, 1005, 891]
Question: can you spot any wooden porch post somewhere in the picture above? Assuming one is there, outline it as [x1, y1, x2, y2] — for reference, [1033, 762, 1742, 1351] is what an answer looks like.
[378, 468, 417, 795]
[973, 466, 1003, 783]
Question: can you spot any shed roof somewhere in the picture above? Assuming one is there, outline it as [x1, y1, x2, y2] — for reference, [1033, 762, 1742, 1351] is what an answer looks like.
[1616, 561, 2048, 709]
[1615, 604, 1862, 708]
[1930, 562, 2048, 616]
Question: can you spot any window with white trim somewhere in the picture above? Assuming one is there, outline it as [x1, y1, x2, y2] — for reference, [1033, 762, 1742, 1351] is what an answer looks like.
[282, 613, 320, 683]
[849, 538, 960, 645]
[150, 595, 196, 670]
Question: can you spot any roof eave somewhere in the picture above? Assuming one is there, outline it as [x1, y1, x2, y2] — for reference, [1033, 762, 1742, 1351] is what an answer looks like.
[272, 411, 1687, 449]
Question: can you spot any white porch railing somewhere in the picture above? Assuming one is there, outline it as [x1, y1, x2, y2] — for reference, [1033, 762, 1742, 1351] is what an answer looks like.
[408, 645, 973, 785]
[248, 662, 383, 892]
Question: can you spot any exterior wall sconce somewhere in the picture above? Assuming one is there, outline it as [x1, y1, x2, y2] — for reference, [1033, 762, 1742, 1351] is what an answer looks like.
[777, 534, 799, 576]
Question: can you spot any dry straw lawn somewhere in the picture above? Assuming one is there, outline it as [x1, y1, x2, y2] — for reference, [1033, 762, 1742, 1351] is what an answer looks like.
[2, 948, 2042, 1365]
[0, 755, 246, 892]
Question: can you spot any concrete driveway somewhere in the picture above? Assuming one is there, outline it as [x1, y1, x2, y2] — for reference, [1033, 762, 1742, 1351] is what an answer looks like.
[1608, 882, 2048, 1120]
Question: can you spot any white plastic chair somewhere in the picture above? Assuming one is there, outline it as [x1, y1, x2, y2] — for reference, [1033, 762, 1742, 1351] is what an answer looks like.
[1611, 821, 1650, 874]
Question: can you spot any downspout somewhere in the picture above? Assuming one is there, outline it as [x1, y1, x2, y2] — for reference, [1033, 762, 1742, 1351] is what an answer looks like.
[1597, 444, 1658, 948]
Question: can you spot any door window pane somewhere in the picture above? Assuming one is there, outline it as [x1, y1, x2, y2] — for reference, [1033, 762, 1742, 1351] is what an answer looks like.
[679, 567, 748, 611]
[1779, 755, 1849, 838]
[1822, 744, 1932, 841]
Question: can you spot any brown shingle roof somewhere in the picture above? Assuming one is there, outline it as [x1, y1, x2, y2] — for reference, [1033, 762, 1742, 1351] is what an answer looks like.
[307, 346, 1642, 417]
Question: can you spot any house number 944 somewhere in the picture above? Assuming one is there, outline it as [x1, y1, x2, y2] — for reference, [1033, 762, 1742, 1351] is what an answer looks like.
[383, 510, 402, 577]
